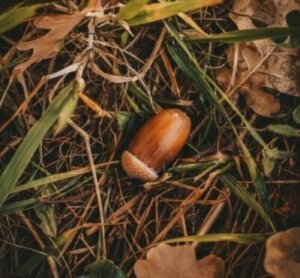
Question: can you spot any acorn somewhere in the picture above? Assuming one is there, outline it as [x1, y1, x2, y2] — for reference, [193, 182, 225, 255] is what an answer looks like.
[121, 109, 191, 181]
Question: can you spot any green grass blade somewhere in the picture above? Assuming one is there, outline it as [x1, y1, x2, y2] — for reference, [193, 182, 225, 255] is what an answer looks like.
[1, 174, 86, 214]
[267, 124, 300, 137]
[165, 21, 275, 150]
[128, 82, 162, 113]
[0, 198, 39, 214]
[167, 46, 213, 101]
[123, 0, 222, 26]
[11, 166, 105, 194]
[175, 160, 227, 172]
[165, 23, 273, 216]
[188, 27, 300, 43]
[0, 52, 28, 73]
[0, 4, 43, 35]
[0, 81, 78, 206]
[117, 0, 149, 21]
[220, 174, 275, 231]
[165, 233, 268, 245]
[174, 46, 271, 215]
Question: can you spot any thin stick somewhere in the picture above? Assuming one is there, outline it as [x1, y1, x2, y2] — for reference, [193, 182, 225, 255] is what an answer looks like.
[192, 174, 226, 248]
[79, 91, 112, 118]
[68, 120, 107, 259]
[0, 75, 14, 108]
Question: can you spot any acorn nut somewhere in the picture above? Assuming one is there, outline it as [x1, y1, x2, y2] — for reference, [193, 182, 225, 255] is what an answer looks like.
[121, 109, 191, 181]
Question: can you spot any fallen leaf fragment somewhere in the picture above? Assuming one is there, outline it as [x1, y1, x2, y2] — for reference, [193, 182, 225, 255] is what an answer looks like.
[13, 0, 99, 76]
[216, 0, 300, 117]
[264, 228, 300, 278]
[230, 0, 300, 95]
[134, 243, 224, 278]
[230, 0, 300, 29]
[239, 76, 281, 118]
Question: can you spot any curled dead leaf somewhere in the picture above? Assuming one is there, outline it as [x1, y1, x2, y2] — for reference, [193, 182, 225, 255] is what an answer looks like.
[134, 243, 224, 278]
[264, 228, 300, 278]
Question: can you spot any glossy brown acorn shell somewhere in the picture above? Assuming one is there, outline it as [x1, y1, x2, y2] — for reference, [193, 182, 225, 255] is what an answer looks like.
[127, 109, 191, 172]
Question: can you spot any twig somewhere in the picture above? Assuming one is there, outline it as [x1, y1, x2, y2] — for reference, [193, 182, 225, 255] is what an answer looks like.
[68, 120, 107, 259]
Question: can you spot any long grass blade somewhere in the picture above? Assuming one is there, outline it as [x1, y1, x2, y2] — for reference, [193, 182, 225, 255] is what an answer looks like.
[188, 27, 300, 43]
[121, 0, 222, 26]
[11, 166, 105, 194]
[128, 82, 162, 113]
[117, 0, 149, 21]
[0, 81, 78, 206]
[0, 174, 85, 214]
[220, 174, 275, 231]
[165, 233, 268, 245]
[165, 22, 273, 217]
[267, 124, 300, 137]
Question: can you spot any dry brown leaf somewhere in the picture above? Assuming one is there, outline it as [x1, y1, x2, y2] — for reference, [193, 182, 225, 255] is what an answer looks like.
[240, 84, 281, 118]
[216, 44, 283, 117]
[230, 0, 300, 28]
[134, 243, 224, 278]
[264, 228, 300, 278]
[230, 0, 300, 94]
[13, 0, 99, 76]
[230, 0, 300, 58]
[216, 0, 300, 117]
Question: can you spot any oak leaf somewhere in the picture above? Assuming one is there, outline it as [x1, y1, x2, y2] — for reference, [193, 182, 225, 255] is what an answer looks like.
[264, 228, 300, 278]
[216, 0, 300, 117]
[134, 243, 224, 278]
[13, 0, 99, 76]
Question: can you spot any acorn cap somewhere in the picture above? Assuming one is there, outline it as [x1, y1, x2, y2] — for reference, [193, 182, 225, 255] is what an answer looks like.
[121, 151, 158, 182]
[121, 109, 191, 181]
